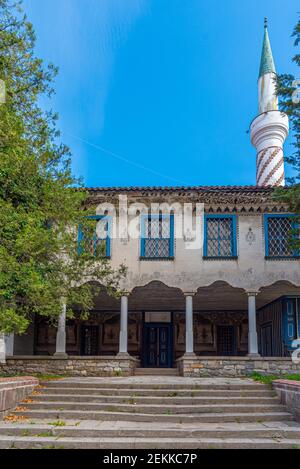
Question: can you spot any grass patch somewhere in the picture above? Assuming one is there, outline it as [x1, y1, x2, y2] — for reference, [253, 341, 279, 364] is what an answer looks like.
[36, 432, 53, 438]
[250, 371, 300, 385]
[48, 420, 66, 427]
[34, 374, 66, 382]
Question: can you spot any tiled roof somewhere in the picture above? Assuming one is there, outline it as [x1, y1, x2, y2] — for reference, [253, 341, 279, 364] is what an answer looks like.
[84, 185, 279, 194]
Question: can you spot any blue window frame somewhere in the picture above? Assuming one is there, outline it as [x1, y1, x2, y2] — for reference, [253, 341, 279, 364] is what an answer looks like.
[78, 216, 111, 258]
[140, 214, 174, 259]
[264, 214, 299, 259]
[203, 214, 237, 259]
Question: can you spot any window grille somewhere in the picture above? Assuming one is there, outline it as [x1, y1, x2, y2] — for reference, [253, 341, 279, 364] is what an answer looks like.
[265, 215, 299, 258]
[141, 215, 174, 259]
[78, 217, 110, 257]
[204, 215, 237, 258]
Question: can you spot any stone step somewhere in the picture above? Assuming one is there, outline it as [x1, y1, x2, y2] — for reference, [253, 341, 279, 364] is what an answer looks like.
[31, 394, 280, 405]
[12, 409, 293, 423]
[134, 368, 179, 376]
[17, 401, 286, 414]
[2, 435, 300, 449]
[44, 381, 271, 391]
[40, 387, 276, 397]
[1, 421, 300, 439]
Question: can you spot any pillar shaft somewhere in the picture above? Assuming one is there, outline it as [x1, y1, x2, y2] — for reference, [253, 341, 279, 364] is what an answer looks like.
[5, 334, 14, 356]
[54, 303, 68, 358]
[185, 295, 194, 355]
[0, 333, 6, 364]
[119, 295, 128, 355]
[247, 293, 260, 357]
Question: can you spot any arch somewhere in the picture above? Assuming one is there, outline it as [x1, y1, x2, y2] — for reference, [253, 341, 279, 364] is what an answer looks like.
[130, 281, 185, 311]
[194, 281, 247, 311]
[72, 280, 121, 311]
[257, 280, 300, 309]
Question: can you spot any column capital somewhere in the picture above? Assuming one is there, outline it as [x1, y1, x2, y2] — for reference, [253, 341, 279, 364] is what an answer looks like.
[183, 291, 197, 297]
[121, 291, 131, 298]
[246, 290, 260, 297]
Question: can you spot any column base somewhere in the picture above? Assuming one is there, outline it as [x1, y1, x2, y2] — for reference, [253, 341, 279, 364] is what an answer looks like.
[53, 352, 68, 359]
[247, 353, 261, 359]
[117, 352, 131, 358]
[182, 352, 197, 359]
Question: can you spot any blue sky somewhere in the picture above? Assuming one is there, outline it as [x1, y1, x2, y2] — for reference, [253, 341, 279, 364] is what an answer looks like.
[23, 0, 299, 187]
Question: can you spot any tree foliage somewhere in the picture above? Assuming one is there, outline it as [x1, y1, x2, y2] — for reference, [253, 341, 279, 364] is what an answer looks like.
[276, 19, 300, 216]
[0, 0, 125, 334]
[275, 18, 300, 254]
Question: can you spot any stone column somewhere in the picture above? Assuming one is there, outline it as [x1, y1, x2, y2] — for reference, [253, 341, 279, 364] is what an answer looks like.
[247, 292, 260, 358]
[184, 293, 196, 356]
[118, 294, 130, 356]
[0, 333, 6, 364]
[5, 334, 14, 356]
[54, 302, 68, 359]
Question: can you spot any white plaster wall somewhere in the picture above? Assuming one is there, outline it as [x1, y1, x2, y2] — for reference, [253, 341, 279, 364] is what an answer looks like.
[106, 213, 300, 292]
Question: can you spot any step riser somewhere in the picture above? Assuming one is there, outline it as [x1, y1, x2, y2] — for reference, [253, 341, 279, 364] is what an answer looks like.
[40, 388, 276, 397]
[1, 428, 300, 439]
[13, 411, 293, 423]
[44, 383, 271, 390]
[2, 439, 300, 450]
[134, 373, 179, 376]
[20, 403, 285, 413]
[31, 396, 279, 405]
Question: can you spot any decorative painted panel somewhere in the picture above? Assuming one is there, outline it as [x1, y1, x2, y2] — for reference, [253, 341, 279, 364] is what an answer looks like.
[282, 298, 297, 354]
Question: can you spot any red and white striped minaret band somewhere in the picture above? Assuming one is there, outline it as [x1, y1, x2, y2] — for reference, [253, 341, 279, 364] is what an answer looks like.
[256, 145, 285, 187]
[250, 111, 289, 188]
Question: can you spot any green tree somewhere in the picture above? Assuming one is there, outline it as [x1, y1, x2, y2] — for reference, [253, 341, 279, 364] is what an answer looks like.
[276, 18, 300, 220]
[0, 0, 125, 335]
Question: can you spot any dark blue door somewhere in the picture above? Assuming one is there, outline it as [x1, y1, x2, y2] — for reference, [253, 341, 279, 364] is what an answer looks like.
[144, 324, 172, 368]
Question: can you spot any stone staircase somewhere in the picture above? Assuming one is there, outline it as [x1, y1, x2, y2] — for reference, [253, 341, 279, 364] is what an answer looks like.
[1, 376, 300, 449]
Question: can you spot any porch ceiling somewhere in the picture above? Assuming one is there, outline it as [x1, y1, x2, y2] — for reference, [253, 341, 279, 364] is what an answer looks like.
[81, 280, 300, 313]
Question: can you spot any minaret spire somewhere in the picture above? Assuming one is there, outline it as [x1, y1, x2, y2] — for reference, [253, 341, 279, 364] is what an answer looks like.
[258, 18, 278, 113]
[250, 19, 289, 187]
[259, 18, 276, 80]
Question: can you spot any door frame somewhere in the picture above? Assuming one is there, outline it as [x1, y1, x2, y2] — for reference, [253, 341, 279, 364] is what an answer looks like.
[80, 325, 100, 356]
[216, 325, 237, 356]
[142, 322, 173, 368]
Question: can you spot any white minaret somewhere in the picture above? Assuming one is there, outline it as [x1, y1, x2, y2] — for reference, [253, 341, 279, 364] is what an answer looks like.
[250, 18, 289, 187]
